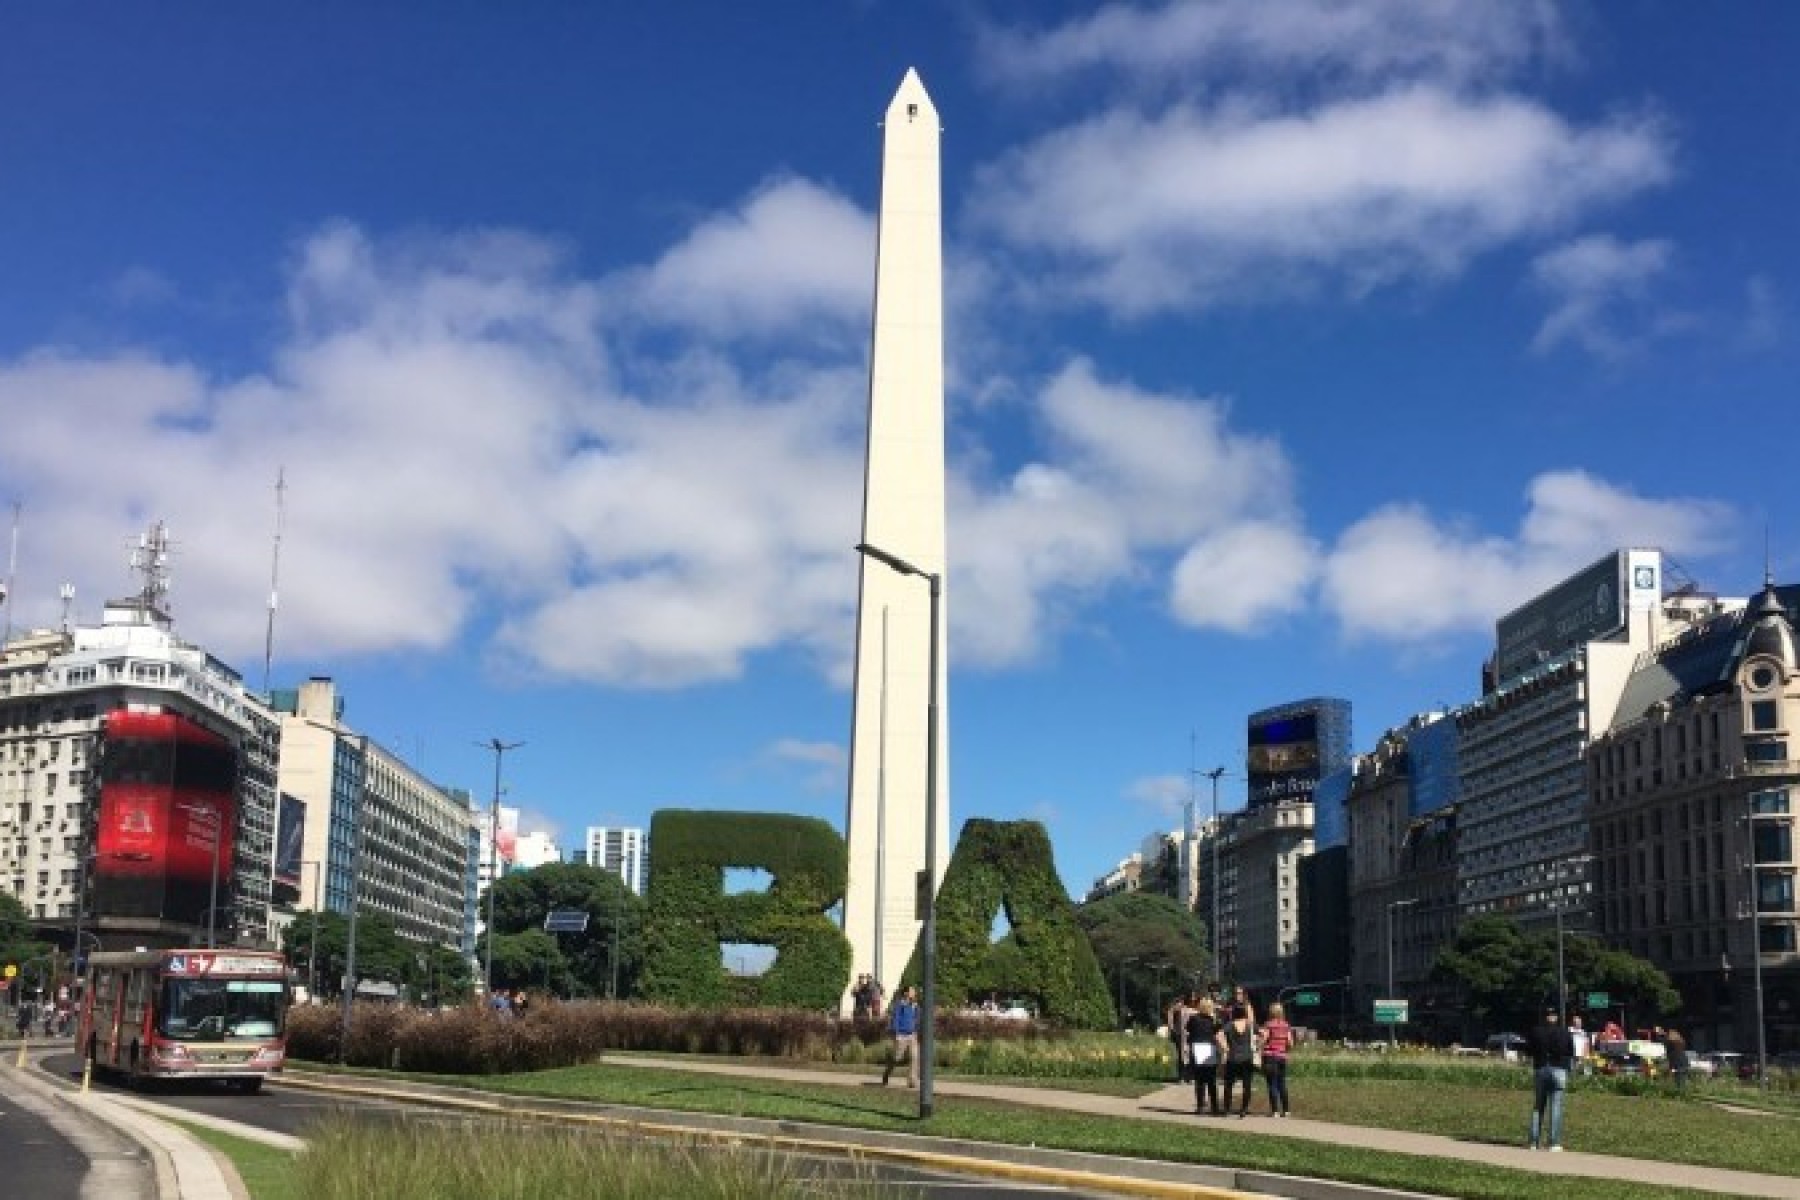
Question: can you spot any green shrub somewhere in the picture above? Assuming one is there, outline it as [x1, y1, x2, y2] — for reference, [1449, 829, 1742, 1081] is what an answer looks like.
[640, 810, 852, 1010]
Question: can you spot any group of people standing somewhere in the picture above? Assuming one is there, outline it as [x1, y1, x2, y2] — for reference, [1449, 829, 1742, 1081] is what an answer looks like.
[850, 973, 887, 1021]
[1168, 988, 1294, 1118]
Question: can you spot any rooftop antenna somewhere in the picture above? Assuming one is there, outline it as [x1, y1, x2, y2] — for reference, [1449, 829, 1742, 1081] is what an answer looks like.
[128, 520, 175, 622]
[2, 499, 19, 643]
[262, 468, 287, 694]
[59, 583, 75, 634]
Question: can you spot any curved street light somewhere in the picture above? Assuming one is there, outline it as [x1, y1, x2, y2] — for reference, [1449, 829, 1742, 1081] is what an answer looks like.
[854, 542, 941, 1121]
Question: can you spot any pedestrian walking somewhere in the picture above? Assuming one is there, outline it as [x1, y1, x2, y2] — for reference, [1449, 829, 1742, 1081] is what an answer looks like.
[881, 985, 921, 1088]
[1221, 1004, 1257, 1118]
[1167, 992, 1194, 1082]
[1660, 1026, 1690, 1088]
[1185, 996, 1224, 1115]
[1527, 1006, 1576, 1151]
[1259, 1002, 1293, 1117]
[14, 998, 33, 1037]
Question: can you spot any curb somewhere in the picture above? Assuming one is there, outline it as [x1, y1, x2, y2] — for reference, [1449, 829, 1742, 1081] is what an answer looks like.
[276, 1069, 1436, 1200]
[8, 1055, 241, 1200]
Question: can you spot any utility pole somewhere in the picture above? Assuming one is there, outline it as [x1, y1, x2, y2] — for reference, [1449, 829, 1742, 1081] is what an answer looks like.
[1204, 767, 1226, 981]
[480, 738, 524, 1000]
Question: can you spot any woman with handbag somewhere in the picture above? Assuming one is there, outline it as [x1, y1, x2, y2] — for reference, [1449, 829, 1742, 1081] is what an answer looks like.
[1184, 996, 1225, 1115]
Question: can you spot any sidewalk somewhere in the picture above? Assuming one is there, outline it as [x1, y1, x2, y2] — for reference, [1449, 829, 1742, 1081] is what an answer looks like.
[279, 1056, 1800, 1200]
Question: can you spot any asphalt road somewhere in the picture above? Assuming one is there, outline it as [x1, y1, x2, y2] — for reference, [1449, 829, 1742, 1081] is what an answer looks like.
[0, 1085, 91, 1200]
[38, 1053, 1105, 1198]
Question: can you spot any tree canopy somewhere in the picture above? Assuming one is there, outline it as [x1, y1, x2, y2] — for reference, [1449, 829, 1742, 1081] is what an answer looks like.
[1074, 890, 1209, 1027]
[488, 862, 645, 999]
[0, 892, 51, 991]
[281, 910, 471, 1006]
[1432, 914, 1680, 1032]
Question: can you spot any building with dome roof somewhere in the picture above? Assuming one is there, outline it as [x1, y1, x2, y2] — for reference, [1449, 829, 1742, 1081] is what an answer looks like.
[1589, 577, 1800, 1054]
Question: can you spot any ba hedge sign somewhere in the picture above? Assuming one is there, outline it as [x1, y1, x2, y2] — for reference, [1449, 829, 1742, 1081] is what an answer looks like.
[1373, 999, 1409, 1025]
[637, 810, 1113, 1027]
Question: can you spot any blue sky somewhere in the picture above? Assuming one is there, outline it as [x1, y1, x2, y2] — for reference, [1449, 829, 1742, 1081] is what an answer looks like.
[2, 2, 1796, 899]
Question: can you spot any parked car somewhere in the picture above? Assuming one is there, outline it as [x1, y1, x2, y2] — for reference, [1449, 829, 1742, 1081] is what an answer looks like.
[1595, 1046, 1655, 1078]
[1485, 1033, 1528, 1061]
[1685, 1051, 1739, 1080]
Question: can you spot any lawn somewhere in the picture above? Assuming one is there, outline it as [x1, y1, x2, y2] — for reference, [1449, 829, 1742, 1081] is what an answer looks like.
[286, 1059, 1761, 1200]
[165, 1120, 301, 1200]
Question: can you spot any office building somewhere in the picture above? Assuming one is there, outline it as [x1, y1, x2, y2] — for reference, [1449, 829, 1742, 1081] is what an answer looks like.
[273, 678, 470, 948]
[0, 530, 277, 950]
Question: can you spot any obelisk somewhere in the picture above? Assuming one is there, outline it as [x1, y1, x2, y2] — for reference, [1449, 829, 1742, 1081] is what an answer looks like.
[841, 68, 948, 1012]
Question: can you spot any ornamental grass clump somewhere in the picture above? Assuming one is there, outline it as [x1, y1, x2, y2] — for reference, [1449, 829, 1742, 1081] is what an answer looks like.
[283, 998, 1058, 1076]
[297, 1115, 904, 1200]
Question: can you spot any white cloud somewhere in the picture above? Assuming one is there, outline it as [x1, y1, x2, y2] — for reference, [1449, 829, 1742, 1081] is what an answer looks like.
[763, 739, 849, 794]
[971, 87, 1672, 315]
[981, 0, 1566, 91]
[1321, 470, 1735, 641]
[1170, 521, 1319, 632]
[621, 177, 874, 343]
[1127, 773, 1190, 821]
[1530, 234, 1674, 358]
[952, 359, 1303, 665]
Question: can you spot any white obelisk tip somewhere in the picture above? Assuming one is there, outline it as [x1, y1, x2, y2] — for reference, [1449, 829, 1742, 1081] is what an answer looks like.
[888, 67, 937, 122]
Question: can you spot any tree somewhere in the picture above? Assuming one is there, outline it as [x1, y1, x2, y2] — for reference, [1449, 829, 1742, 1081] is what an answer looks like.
[489, 862, 646, 999]
[0, 892, 48, 971]
[281, 909, 469, 1004]
[481, 929, 567, 995]
[1432, 916, 1680, 1033]
[1075, 891, 1210, 1027]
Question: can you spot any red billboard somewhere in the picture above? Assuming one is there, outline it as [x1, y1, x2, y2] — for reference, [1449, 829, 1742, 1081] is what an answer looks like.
[94, 711, 239, 927]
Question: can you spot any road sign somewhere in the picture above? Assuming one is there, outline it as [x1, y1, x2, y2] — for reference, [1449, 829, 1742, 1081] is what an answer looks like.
[543, 910, 591, 934]
[1373, 999, 1409, 1025]
[1584, 991, 1610, 1009]
[1293, 991, 1322, 1007]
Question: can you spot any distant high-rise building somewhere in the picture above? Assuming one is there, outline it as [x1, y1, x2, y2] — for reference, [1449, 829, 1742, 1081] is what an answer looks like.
[1232, 699, 1351, 990]
[582, 826, 646, 895]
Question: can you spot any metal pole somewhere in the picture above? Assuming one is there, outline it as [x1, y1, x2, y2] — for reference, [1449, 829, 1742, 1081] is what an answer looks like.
[207, 798, 224, 949]
[307, 860, 322, 1002]
[1206, 768, 1224, 981]
[1386, 899, 1414, 1047]
[1748, 793, 1769, 1089]
[339, 771, 364, 1063]
[480, 739, 524, 1000]
[1556, 905, 1567, 1019]
[919, 570, 940, 1120]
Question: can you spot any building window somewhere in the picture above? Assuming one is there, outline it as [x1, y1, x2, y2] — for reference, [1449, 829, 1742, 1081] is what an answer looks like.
[1746, 741, 1788, 764]
[1751, 700, 1780, 732]
[1759, 922, 1798, 954]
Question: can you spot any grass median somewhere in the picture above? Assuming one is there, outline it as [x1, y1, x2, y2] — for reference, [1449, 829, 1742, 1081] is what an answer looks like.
[285, 1058, 1760, 1200]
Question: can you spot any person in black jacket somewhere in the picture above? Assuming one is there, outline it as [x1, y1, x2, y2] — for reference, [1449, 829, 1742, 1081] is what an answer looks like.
[1185, 997, 1224, 1115]
[1527, 1007, 1577, 1151]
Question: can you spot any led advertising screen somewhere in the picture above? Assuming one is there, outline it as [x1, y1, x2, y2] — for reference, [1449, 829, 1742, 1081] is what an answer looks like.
[94, 711, 239, 926]
[272, 792, 305, 904]
[1247, 711, 1321, 808]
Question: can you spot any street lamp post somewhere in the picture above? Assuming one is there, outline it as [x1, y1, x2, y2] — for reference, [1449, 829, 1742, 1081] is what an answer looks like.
[480, 738, 525, 1002]
[1745, 790, 1784, 1088]
[1150, 961, 1173, 1026]
[339, 767, 366, 1063]
[854, 542, 941, 1120]
[1117, 958, 1137, 1030]
[300, 859, 324, 1002]
[1553, 854, 1595, 1020]
[206, 797, 228, 949]
[1204, 767, 1226, 982]
[1386, 898, 1418, 1047]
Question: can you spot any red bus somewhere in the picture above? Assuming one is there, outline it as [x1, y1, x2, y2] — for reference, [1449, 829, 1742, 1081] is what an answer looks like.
[80, 948, 289, 1092]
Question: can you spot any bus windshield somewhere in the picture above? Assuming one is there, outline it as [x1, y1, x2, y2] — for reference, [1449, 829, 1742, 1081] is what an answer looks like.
[157, 977, 287, 1041]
